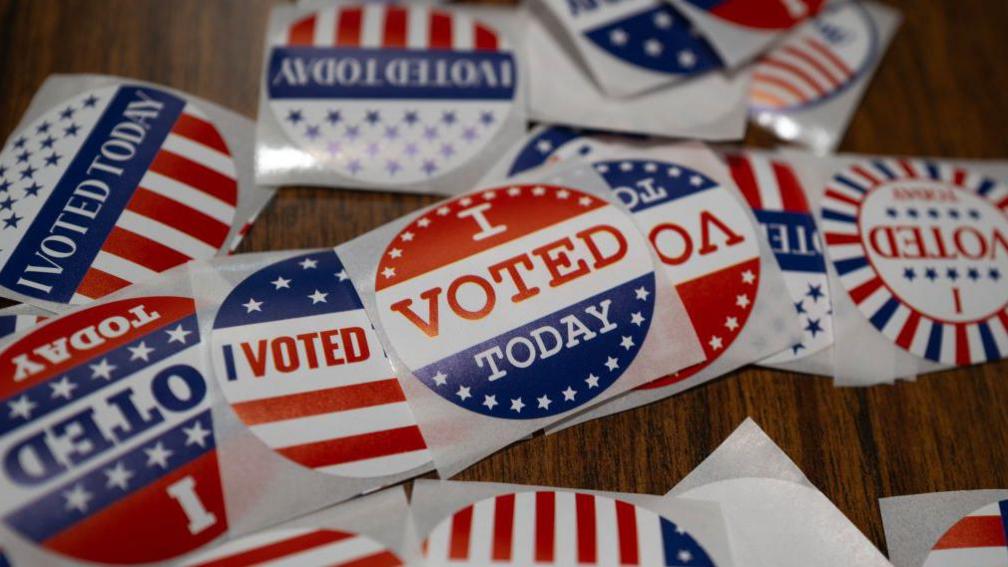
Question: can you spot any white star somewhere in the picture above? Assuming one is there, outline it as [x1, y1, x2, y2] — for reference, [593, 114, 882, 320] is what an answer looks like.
[677, 550, 693, 562]
[389, 248, 403, 259]
[654, 12, 673, 28]
[678, 49, 697, 68]
[308, 289, 329, 304]
[90, 358, 116, 380]
[620, 161, 634, 172]
[437, 206, 451, 216]
[586, 374, 600, 388]
[184, 421, 212, 448]
[381, 266, 396, 279]
[8, 395, 36, 420]
[537, 395, 552, 410]
[271, 276, 291, 289]
[742, 270, 756, 284]
[631, 312, 645, 326]
[335, 270, 349, 281]
[605, 356, 619, 371]
[104, 462, 133, 490]
[668, 167, 681, 177]
[50, 376, 77, 400]
[644, 162, 658, 172]
[620, 336, 635, 350]
[725, 316, 739, 331]
[562, 386, 577, 401]
[299, 257, 318, 269]
[556, 189, 570, 199]
[166, 324, 191, 344]
[609, 28, 628, 46]
[579, 196, 593, 207]
[243, 298, 263, 313]
[532, 186, 546, 196]
[483, 395, 498, 410]
[595, 164, 610, 173]
[417, 217, 431, 228]
[644, 39, 663, 57]
[635, 287, 651, 301]
[736, 294, 751, 308]
[482, 190, 497, 200]
[128, 341, 154, 362]
[507, 186, 522, 196]
[432, 371, 448, 386]
[456, 386, 471, 400]
[690, 175, 703, 186]
[63, 483, 92, 513]
[510, 398, 525, 412]
[145, 442, 173, 469]
[460, 197, 473, 207]
[709, 336, 724, 350]
[401, 231, 415, 242]
[536, 140, 554, 153]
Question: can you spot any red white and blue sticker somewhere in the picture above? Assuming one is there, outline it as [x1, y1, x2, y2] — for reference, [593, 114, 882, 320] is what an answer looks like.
[0, 297, 227, 564]
[0, 85, 239, 306]
[821, 159, 1008, 366]
[727, 153, 832, 362]
[211, 251, 430, 478]
[0, 314, 46, 342]
[750, 1, 878, 112]
[183, 527, 404, 566]
[593, 160, 761, 387]
[681, 0, 825, 30]
[503, 126, 647, 180]
[921, 500, 1008, 566]
[373, 185, 657, 420]
[267, 4, 517, 185]
[423, 491, 717, 566]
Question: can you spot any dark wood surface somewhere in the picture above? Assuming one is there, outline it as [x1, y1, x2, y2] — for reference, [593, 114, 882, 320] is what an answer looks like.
[1, 0, 1007, 555]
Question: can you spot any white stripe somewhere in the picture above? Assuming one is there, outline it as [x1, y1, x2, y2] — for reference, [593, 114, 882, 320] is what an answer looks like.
[425, 513, 452, 562]
[162, 131, 236, 178]
[939, 320, 956, 364]
[407, 7, 429, 49]
[91, 250, 160, 284]
[857, 282, 890, 314]
[752, 65, 817, 103]
[316, 448, 429, 477]
[837, 264, 875, 289]
[468, 494, 494, 562]
[750, 78, 804, 107]
[636, 504, 664, 566]
[553, 492, 576, 565]
[595, 496, 620, 565]
[181, 103, 208, 120]
[140, 170, 235, 225]
[250, 401, 419, 449]
[262, 535, 384, 567]
[767, 44, 840, 91]
[910, 317, 934, 357]
[821, 197, 860, 219]
[923, 546, 1008, 567]
[360, 4, 383, 48]
[750, 154, 783, 209]
[453, 18, 474, 51]
[315, 7, 336, 46]
[117, 210, 217, 258]
[184, 529, 313, 564]
[800, 36, 852, 80]
[510, 492, 535, 566]
[880, 302, 910, 338]
[823, 241, 865, 262]
[825, 180, 866, 204]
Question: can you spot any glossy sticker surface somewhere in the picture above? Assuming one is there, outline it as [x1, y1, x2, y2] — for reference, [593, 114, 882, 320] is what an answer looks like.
[184, 527, 404, 566]
[0, 85, 238, 305]
[374, 185, 657, 420]
[211, 251, 430, 477]
[682, 0, 825, 30]
[922, 500, 1008, 566]
[0, 297, 227, 564]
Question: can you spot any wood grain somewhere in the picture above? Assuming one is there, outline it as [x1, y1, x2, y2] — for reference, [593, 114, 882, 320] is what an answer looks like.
[0, 0, 1006, 555]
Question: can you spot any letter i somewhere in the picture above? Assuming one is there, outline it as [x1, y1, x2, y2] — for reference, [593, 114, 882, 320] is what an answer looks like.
[457, 202, 507, 241]
[221, 344, 238, 381]
[167, 476, 217, 535]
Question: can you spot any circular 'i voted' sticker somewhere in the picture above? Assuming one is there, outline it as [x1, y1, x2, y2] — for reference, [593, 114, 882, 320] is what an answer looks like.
[374, 185, 657, 420]
[594, 160, 761, 387]
[266, 4, 518, 185]
[424, 491, 717, 566]
[750, 1, 878, 112]
[921, 499, 1008, 566]
[821, 159, 1008, 366]
[0, 297, 227, 564]
[0, 85, 239, 306]
[184, 527, 404, 566]
[683, 0, 825, 30]
[211, 251, 429, 478]
[727, 153, 832, 362]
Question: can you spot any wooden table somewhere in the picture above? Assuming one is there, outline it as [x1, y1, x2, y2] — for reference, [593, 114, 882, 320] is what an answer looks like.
[1, 0, 1006, 555]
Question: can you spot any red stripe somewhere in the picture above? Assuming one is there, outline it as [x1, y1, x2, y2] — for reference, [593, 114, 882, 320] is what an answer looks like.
[955, 323, 970, 366]
[76, 267, 130, 299]
[276, 426, 427, 468]
[772, 160, 811, 212]
[999, 310, 1008, 334]
[127, 187, 230, 247]
[474, 23, 498, 50]
[933, 516, 1008, 549]
[429, 11, 453, 49]
[575, 493, 597, 563]
[231, 378, 407, 426]
[895, 310, 921, 350]
[192, 530, 352, 567]
[782, 43, 842, 88]
[615, 500, 639, 565]
[101, 226, 192, 272]
[824, 232, 860, 245]
[762, 56, 828, 95]
[491, 494, 515, 561]
[288, 15, 316, 45]
[848, 276, 884, 305]
[338, 551, 404, 567]
[805, 36, 854, 76]
[448, 505, 473, 560]
[337, 7, 363, 47]
[752, 72, 808, 103]
[534, 492, 556, 562]
[851, 164, 882, 186]
[148, 149, 238, 205]
[382, 6, 407, 48]
[725, 154, 762, 209]
[172, 113, 230, 156]
[997, 194, 1008, 211]
[824, 188, 861, 208]
[953, 168, 967, 186]
[898, 159, 917, 178]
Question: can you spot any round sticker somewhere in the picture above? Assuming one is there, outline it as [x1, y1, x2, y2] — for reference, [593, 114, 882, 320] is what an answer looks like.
[922, 500, 1008, 567]
[211, 251, 430, 478]
[266, 4, 518, 185]
[750, 2, 878, 112]
[0, 314, 46, 341]
[821, 159, 1008, 365]
[0, 85, 239, 306]
[184, 527, 404, 567]
[424, 490, 717, 566]
[727, 153, 832, 362]
[374, 185, 657, 420]
[683, 0, 825, 30]
[505, 127, 646, 180]
[0, 297, 227, 564]
[593, 160, 761, 387]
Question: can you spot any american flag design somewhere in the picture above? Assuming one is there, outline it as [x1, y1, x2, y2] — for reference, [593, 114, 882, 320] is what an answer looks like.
[0, 85, 239, 306]
[922, 500, 1008, 566]
[821, 159, 1008, 366]
[0, 313, 46, 341]
[373, 185, 657, 420]
[0, 296, 228, 564]
[726, 152, 833, 362]
[423, 490, 717, 566]
[183, 527, 404, 567]
[750, 1, 877, 112]
[681, 0, 824, 30]
[211, 251, 430, 478]
[266, 4, 517, 186]
[592, 160, 761, 388]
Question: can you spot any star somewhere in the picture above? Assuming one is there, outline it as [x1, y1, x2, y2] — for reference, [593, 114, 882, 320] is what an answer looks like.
[385, 126, 399, 140]
[556, 189, 570, 199]
[423, 126, 438, 140]
[644, 162, 658, 173]
[791, 342, 806, 355]
[677, 550, 693, 562]
[3, 212, 21, 229]
[927, 208, 940, 218]
[990, 267, 1002, 281]
[0, 195, 15, 210]
[286, 109, 304, 124]
[386, 160, 401, 175]
[381, 266, 396, 279]
[668, 166, 681, 177]
[346, 125, 361, 140]
[805, 318, 824, 338]
[166, 324, 192, 344]
[462, 127, 477, 142]
[16, 150, 31, 163]
[925, 267, 938, 281]
[44, 153, 61, 167]
[440, 143, 455, 158]
[735, 294, 750, 308]
[304, 125, 321, 139]
[8, 395, 36, 420]
[968, 267, 981, 281]
[388, 248, 403, 259]
[442, 111, 457, 125]
[741, 270, 755, 284]
[104, 461, 134, 490]
[906, 208, 919, 218]
[510, 398, 525, 412]
[948, 209, 960, 219]
[422, 160, 438, 176]
[365, 110, 382, 125]
[36, 120, 50, 134]
[404, 143, 419, 157]
[644, 39, 663, 57]
[537, 395, 552, 410]
[308, 289, 328, 304]
[725, 316, 739, 331]
[483, 395, 498, 410]
[82, 94, 99, 107]
[325, 109, 342, 125]
[299, 257, 318, 269]
[709, 335, 723, 350]
[508, 187, 522, 196]
[885, 207, 897, 218]
[432, 371, 448, 386]
[480, 111, 495, 125]
[630, 312, 645, 326]
[595, 164, 610, 174]
[64, 123, 80, 137]
[456, 386, 471, 400]
[128, 341, 154, 362]
[19, 165, 36, 180]
[678, 49, 697, 68]
[63, 484, 93, 513]
[401, 231, 415, 242]
[335, 270, 348, 282]
[620, 336, 635, 350]
[23, 182, 42, 197]
[271, 276, 291, 289]
[145, 442, 173, 468]
[903, 267, 916, 281]
[579, 196, 593, 207]
[56, 109, 75, 123]
[404, 110, 419, 125]
[243, 298, 263, 313]
[50, 376, 77, 400]
[532, 186, 546, 196]
[794, 300, 806, 314]
[536, 139, 553, 153]
[417, 217, 431, 228]
[619, 161, 633, 172]
[184, 421, 212, 447]
[90, 358, 117, 380]
[562, 386, 577, 401]
[654, 11, 673, 28]
[0, 178, 9, 193]
[805, 284, 824, 302]
[947, 267, 959, 281]
[12, 136, 25, 149]
[635, 287, 651, 301]
[609, 29, 628, 46]
[689, 175, 703, 187]
[968, 209, 981, 219]
[605, 356, 619, 371]
[586, 374, 600, 388]
[437, 206, 451, 216]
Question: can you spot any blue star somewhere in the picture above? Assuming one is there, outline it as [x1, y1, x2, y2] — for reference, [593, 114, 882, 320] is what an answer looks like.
[404, 110, 419, 126]
[59, 106, 76, 120]
[325, 110, 341, 125]
[82, 95, 99, 107]
[44, 153, 61, 167]
[422, 159, 438, 176]
[36, 121, 51, 134]
[479, 111, 495, 126]
[39, 135, 56, 149]
[946, 267, 959, 281]
[366, 142, 380, 157]
[365, 110, 381, 125]
[385, 126, 399, 140]
[925, 267, 938, 281]
[0, 195, 15, 210]
[347, 159, 363, 175]
[991, 267, 1002, 281]
[23, 182, 41, 197]
[304, 125, 321, 140]
[0, 179, 10, 193]
[386, 160, 401, 175]
[794, 300, 806, 314]
[13, 136, 26, 149]
[885, 208, 897, 218]
[19, 165, 36, 180]
[441, 144, 455, 158]
[63, 123, 80, 137]
[903, 267, 916, 281]
[15, 150, 31, 164]
[462, 127, 478, 141]
[968, 209, 981, 219]
[286, 109, 304, 124]
[806, 283, 824, 302]
[345, 125, 360, 140]
[0, 166, 5, 177]
[423, 126, 438, 140]
[791, 342, 806, 355]
[805, 318, 824, 338]
[906, 208, 919, 218]
[948, 209, 960, 219]
[3, 213, 22, 229]
[442, 111, 457, 125]
[927, 208, 939, 219]
[968, 267, 981, 281]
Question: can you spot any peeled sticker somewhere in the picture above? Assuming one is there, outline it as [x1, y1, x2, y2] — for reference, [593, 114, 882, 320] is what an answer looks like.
[920, 500, 1008, 566]
[183, 527, 405, 566]
[0, 310, 47, 342]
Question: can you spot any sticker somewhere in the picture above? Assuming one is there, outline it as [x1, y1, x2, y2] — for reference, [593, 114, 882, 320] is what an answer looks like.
[184, 527, 404, 566]
[821, 159, 1008, 365]
[267, 4, 517, 185]
[750, 1, 878, 112]
[727, 153, 832, 362]
[0, 85, 239, 306]
[211, 251, 430, 477]
[373, 185, 657, 419]
[503, 127, 642, 180]
[424, 490, 717, 565]
[0, 297, 227, 564]
[682, 0, 825, 30]
[593, 160, 761, 386]
[921, 500, 1008, 566]
[0, 314, 46, 341]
